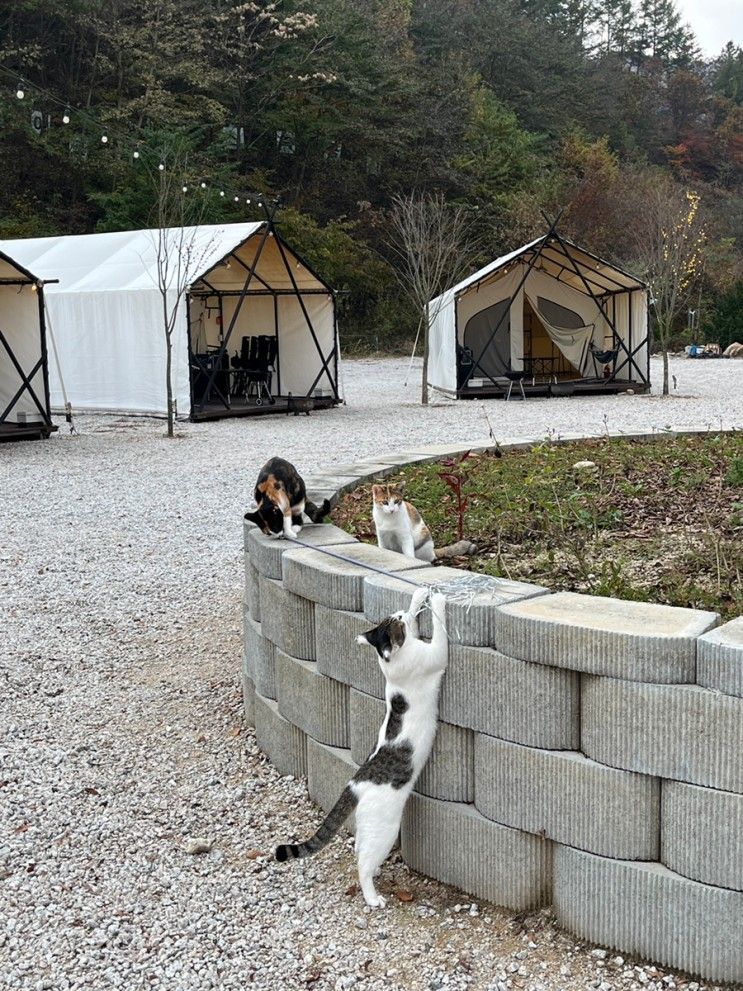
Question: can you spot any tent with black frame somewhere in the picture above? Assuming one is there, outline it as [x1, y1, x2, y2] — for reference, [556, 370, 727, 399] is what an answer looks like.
[0, 212, 341, 420]
[0, 248, 56, 441]
[427, 223, 650, 399]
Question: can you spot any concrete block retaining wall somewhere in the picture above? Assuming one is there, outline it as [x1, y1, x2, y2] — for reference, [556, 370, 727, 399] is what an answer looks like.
[241, 439, 743, 985]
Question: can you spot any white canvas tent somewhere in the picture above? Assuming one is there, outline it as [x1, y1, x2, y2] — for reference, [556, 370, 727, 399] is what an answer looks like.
[0, 249, 55, 440]
[0, 221, 339, 418]
[428, 232, 649, 397]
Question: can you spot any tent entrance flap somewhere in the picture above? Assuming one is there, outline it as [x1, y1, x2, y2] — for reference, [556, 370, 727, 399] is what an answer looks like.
[526, 292, 594, 376]
[462, 298, 511, 379]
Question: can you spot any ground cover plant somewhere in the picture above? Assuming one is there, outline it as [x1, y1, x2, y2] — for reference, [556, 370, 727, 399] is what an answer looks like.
[334, 433, 743, 620]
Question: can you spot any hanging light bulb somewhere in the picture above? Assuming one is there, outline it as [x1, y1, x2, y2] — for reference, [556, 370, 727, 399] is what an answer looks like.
[234, 196, 239, 202]
[182, 185, 188, 193]
[16, 81, 25, 100]
[101, 134, 108, 144]
[219, 190, 225, 197]
[200, 181, 207, 189]
[158, 162, 165, 171]
[133, 149, 140, 160]
[62, 108, 70, 125]
[257, 201, 263, 208]
[246, 197, 251, 204]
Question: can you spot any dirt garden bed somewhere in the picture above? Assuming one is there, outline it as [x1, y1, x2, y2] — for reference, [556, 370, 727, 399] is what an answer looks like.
[333, 433, 743, 621]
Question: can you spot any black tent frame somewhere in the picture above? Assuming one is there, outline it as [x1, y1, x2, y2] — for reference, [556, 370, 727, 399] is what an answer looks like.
[457, 218, 650, 395]
[0, 250, 55, 438]
[185, 201, 340, 418]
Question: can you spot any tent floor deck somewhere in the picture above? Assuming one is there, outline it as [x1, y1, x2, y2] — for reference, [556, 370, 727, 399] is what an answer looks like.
[191, 395, 338, 421]
[0, 422, 58, 442]
[457, 378, 650, 400]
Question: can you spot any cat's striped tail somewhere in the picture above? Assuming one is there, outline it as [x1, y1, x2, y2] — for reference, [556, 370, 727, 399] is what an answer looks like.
[275, 784, 358, 862]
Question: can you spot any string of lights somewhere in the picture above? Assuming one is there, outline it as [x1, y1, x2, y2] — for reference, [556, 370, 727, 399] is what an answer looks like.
[0, 65, 276, 212]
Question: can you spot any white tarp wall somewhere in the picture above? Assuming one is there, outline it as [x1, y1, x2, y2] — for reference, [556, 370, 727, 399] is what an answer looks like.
[40, 286, 191, 414]
[427, 239, 647, 394]
[0, 280, 46, 421]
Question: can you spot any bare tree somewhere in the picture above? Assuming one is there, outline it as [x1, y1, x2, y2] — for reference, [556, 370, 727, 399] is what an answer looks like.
[633, 183, 706, 396]
[386, 192, 479, 405]
[148, 145, 222, 437]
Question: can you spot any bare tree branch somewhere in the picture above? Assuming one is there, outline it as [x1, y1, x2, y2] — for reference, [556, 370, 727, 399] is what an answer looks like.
[385, 192, 479, 404]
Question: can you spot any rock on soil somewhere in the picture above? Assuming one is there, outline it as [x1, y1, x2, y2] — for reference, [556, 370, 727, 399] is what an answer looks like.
[1, 356, 741, 991]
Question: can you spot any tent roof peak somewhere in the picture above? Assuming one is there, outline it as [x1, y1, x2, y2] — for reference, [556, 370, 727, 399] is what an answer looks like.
[430, 230, 646, 310]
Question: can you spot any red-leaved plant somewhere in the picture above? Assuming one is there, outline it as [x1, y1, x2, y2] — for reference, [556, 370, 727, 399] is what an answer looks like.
[437, 451, 474, 542]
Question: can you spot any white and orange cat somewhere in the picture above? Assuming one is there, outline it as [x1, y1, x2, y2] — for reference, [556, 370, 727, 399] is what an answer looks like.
[372, 483, 435, 563]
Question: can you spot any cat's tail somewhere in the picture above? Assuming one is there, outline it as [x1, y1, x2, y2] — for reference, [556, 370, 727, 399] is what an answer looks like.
[275, 784, 358, 862]
[304, 497, 332, 524]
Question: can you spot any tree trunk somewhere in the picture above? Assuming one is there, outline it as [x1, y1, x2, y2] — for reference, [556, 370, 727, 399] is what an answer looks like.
[165, 331, 174, 437]
[662, 347, 669, 396]
[421, 321, 429, 406]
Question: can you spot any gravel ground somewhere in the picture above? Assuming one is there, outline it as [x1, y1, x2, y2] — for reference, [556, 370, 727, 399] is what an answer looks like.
[2, 354, 742, 991]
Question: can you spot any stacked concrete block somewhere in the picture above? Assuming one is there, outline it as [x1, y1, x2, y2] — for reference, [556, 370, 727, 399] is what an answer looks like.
[275, 649, 350, 748]
[246, 524, 358, 580]
[497, 592, 718, 682]
[244, 559, 261, 621]
[441, 645, 579, 749]
[475, 736, 659, 860]
[349, 688, 474, 802]
[258, 575, 316, 660]
[363, 567, 547, 645]
[582, 676, 743, 792]
[314, 604, 385, 699]
[282, 543, 427, 611]
[241, 670, 255, 727]
[401, 793, 552, 910]
[244, 610, 277, 699]
[661, 780, 743, 890]
[307, 738, 359, 834]
[253, 692, 307, 779]
[554, 846, 743, 985]
[697, 616, 743, 698]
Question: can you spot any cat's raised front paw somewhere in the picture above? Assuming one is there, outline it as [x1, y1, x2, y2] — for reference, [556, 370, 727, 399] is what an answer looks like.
[364, 893, 386, 909]
[409, 586, 429, 613]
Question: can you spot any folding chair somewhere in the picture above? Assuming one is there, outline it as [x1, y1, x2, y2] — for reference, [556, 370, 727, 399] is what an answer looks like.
[245, 335, 277, 405]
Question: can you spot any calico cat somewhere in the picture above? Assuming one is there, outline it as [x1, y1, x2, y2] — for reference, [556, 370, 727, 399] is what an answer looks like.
[275, 587, 448, 908]
[244, 457, 330, 538]
[372, 483, 435, 563]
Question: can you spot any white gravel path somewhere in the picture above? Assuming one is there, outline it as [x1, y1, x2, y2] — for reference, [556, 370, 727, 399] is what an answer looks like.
[1, 355, 741, 991]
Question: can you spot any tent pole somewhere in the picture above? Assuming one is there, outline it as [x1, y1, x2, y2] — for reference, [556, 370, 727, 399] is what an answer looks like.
[333, 299, 341, 403]
[461, 212, 563, 391]
[271, 229, 338, 400]
[547, 225, 648, 385]
[0, 330, 50, 426]
[37, 285, 52, 428]
[195, 222, 272, 411]
[274, 291, 281, 396]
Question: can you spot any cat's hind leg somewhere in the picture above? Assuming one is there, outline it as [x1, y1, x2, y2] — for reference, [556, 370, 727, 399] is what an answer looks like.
[354, 791, 402, 908]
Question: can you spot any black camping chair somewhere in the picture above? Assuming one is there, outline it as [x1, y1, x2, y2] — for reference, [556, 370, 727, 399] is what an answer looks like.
[231, 335, 259, 396]
[588, 340, 620, 378]
[245, 334, 277, 405]
[457, 344, 476, 390]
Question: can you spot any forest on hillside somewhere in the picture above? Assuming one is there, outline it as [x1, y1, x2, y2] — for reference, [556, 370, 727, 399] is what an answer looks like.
[1, 0, 742, 349]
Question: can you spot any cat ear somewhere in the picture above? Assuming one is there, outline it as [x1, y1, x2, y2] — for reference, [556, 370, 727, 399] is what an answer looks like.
[244, 510, 262, 525]
[397, 481, 406, 494]
[371, 485, 384, 499]
[355, 633, 370, 646]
